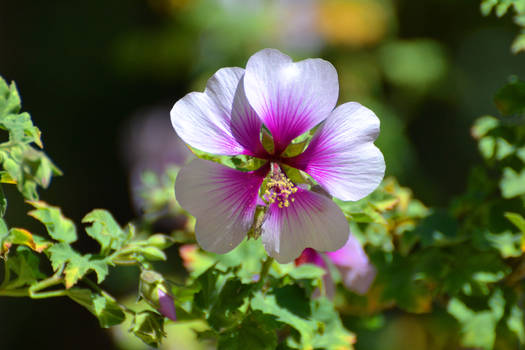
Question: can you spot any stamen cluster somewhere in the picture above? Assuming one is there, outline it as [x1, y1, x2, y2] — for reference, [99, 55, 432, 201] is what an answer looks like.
[263, 167, 298, 208]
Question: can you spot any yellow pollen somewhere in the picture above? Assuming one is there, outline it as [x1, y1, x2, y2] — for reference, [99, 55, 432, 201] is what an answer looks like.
[263, 171, 298, 208]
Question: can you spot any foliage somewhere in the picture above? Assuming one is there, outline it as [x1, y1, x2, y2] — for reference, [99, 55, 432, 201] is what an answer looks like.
[1, 3, 525, 348]
[481, 0, 525, 52]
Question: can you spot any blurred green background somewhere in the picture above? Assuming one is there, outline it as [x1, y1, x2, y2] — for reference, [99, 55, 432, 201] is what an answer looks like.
[0, 0, 523, 349]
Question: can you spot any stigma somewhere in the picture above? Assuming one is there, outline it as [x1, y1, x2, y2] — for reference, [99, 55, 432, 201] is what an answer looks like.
[263, 164, 298, 208]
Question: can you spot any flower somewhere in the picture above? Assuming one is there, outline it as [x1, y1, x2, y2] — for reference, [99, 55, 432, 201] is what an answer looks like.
[171, 48, 385, 263]
[296, 235, 376, 295]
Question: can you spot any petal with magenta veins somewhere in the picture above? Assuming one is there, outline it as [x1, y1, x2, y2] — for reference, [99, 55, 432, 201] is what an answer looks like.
[261, 188, 349, 263]
[286, 102, 385, 201]
[175, 159, 268, 254]
[171, 67, 263, 156]
[231, 76, 267, 157]
[244, 48, 339, 154]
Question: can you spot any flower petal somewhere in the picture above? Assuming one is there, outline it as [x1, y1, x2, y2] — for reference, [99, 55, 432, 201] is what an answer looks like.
[286, 102, 385, 201]
[244, 48, 339, 154]
[261, 188, 349, 263]
[231, 76, 267, 157]
[171, 67, 263, 156]
[158, 288, 177, 321]
[326, 234, 376, 295]
[175, 159, 268, 253]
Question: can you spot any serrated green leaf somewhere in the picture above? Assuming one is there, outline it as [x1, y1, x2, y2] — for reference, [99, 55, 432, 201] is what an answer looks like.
[193, 267, 221, 311]
[4, 246, 45, 289]
[47, 243, 109, 288]
[218, 311, 278, 350]
[130, 310, 166, 348]
[67, 288, 125, 328]
[27, 201, 77, 243]
[82, 209, 128, 252]
[251, 292, 314, 347]
[448, 290, 505, 350]
[208, 278, 254, 329]
[310, 298, 355, 350]
[500, 168, 525, 198]
[251, 293, 354, 350]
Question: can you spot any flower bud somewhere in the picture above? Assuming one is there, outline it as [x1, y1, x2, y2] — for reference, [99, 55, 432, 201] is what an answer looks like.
[139, 270, 176, 321]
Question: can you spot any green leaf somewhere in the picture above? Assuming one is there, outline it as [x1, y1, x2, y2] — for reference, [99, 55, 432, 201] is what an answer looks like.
[82, 209, 128, 252]
[208, 278, 254, 329]
[505, 212, 525, 233]
[511, 32, 525, 53]
[410, 210, 460, 247]
[481, 0, 499, 15]
[494, 79, 525, 116]
[471, 116, 499, 139]
[135, 246, 167, 261]
[447, 289, 505, 350]
[310, 298, 355, 350]
[27, 201, 77, 243]
[486, 231, 523, 257]
[218, 311, 278, 350]
[507, 303, 525, 344]
[4, 246, 45, 289]
[286, 264, 325, 281]
[0, 184, 6, 217]
[3, 227, 51, 253]
[67, 288, 125, 328]
[47, 243, 109, 288]
[500, 168, 525, 198]
[130, 310, 166, 348]
[251, 291, 314, 347]
[251, 293, 354, 349]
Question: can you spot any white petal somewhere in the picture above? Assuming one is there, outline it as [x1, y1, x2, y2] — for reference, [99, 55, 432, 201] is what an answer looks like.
[286, 102, 385, 201]
[261, 188, 349, 263]
[171, 67, 263, 156]
[244, 48, 339, 154]
[175, 159, 267, 253]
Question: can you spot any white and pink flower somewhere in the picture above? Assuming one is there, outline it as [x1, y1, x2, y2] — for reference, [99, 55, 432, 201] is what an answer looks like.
[171, 48, 385, 263]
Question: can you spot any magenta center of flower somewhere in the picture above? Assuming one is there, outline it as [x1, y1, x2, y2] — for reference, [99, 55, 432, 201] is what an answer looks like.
[263, 166, 298, 208]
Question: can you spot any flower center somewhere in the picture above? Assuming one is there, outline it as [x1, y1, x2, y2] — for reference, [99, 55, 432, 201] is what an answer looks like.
[263, 165, 298, 208]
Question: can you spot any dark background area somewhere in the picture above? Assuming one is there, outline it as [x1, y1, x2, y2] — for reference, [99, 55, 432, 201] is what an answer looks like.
[0, 0, 523, 349]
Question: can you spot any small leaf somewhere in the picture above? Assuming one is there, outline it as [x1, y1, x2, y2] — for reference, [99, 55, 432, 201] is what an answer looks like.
[505, 212, 525, 233]
[136, 246, 167, 261]
[4, 227, 51, 253]
[447, 289, 505, 350]
[507, 303, 525, 344]
[82, 209, 128, 252]
[27, 201, 77, 243]
[500, 168, 525, 198]
[130, 310, 166, 348]
[47, 243, 109, 288]
[486, 231, 522, 258]
[4, 246, 45, 289]
[67, 288, 125, 328]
